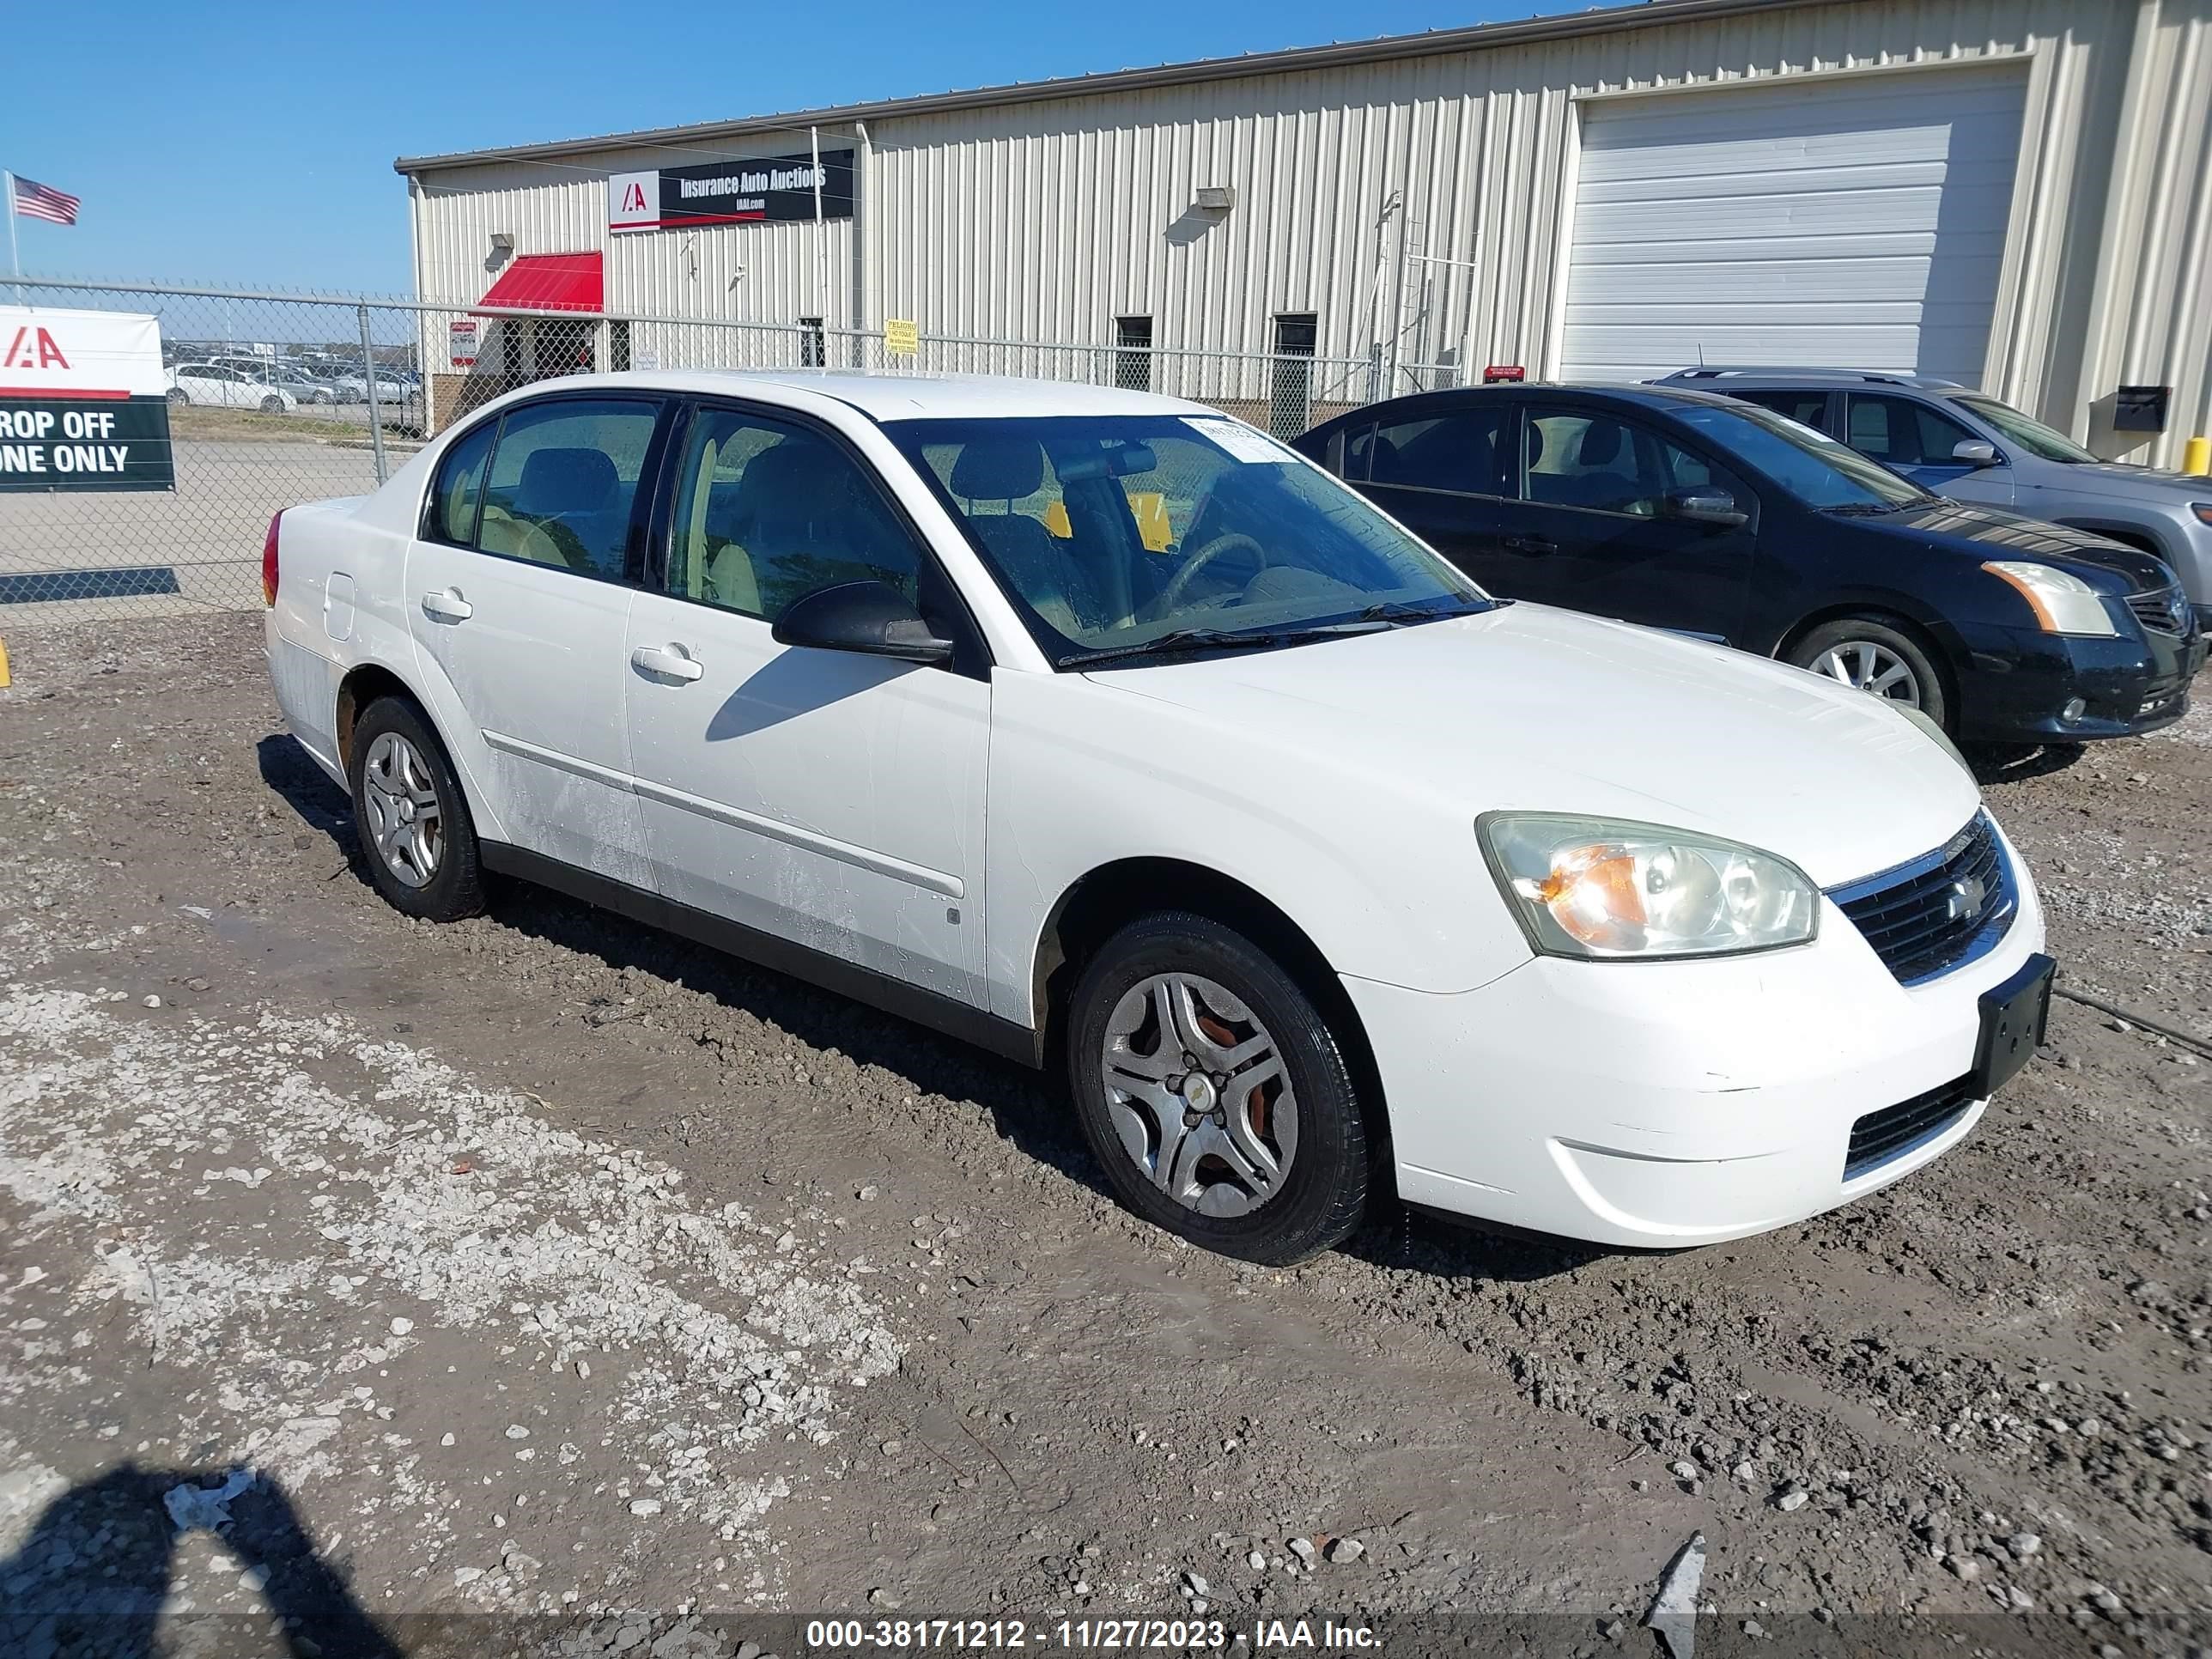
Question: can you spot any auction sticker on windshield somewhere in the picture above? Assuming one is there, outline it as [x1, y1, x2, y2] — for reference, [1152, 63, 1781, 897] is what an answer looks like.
[1186, 416, 1298, 464]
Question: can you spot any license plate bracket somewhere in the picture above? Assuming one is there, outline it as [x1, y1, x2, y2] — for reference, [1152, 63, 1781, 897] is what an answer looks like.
[1973, 952, 2055, 1098]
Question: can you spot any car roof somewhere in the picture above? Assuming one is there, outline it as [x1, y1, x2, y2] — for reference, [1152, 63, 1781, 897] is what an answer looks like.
[1650, 367, 1971, 392]
[1303, 380, 1752, 432]
[538, 368, 1219, 422]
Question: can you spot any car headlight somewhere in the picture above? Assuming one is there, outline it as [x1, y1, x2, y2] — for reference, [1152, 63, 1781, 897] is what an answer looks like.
[2191, 502, 2212, 526]
[1477, 814, 1820, 961]
[1896, 702, 1975, 778]
[1982, 561, 2119, 637]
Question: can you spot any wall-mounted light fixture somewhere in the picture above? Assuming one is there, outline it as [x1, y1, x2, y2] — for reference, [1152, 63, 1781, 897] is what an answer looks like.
[1193, 185, 1236, 212]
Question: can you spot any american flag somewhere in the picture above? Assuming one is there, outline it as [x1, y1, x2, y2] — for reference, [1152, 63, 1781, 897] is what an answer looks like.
[9, 175, 80, 226]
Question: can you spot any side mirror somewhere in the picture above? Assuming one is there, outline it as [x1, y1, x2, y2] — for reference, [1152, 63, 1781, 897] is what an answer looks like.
[772, 580, 954, 665]
[1951, 439, 2000, 467]
[1662, 487, 1749, 529]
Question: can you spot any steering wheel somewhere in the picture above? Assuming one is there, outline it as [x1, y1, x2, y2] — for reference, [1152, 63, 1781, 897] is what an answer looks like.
[1152, 532, 1267, 617]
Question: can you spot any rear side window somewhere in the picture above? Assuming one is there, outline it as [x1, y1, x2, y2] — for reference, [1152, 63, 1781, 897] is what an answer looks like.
[426, 421, 495, 546]
[1367, 409, 1512, 497]
[477, 398, 660, 580]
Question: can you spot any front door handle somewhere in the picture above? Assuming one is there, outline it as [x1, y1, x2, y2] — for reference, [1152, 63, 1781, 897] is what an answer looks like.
[420, 588, 472, 623]
[631, 643, 705, 683]
[1504, 535, 1558, 556]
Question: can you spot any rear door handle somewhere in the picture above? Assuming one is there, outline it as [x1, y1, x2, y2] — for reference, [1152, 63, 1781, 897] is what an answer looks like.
[421, 588, 472, 622]
[1504, 535, 1558, 556]
[631, 643, 705, 683]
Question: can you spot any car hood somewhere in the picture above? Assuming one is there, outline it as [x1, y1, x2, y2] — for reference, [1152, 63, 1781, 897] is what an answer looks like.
[1085, 604, 1983, 890]
[2039, 460, 2212, 505]
[1873, 500, 2172, 588]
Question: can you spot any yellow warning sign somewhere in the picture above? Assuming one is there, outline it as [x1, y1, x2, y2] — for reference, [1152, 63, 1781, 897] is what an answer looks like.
[884, 318, 919, 356]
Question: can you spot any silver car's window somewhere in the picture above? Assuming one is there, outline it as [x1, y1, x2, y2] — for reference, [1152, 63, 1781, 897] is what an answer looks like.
[889, 414, 1486, 660]
[1953, 395, 2100, 464]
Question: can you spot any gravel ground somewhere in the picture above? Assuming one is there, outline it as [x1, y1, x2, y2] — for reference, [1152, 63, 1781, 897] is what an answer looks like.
[0, 614, 2206, 1657]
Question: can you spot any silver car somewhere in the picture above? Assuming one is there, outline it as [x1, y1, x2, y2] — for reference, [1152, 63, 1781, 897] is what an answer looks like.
[1655, 368, 2212, 629]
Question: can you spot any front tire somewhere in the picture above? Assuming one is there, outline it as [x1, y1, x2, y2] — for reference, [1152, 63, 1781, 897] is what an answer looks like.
[346, 696, 485, 922]
[1065, 912, 1370, 1264]
[260, 394, 285, 414]
[1785, 617, 1950, 731]
[167, 386, 189, 405]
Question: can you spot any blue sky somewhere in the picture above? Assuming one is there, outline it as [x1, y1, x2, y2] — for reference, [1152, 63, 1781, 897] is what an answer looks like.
[4, 0, 1620, 296]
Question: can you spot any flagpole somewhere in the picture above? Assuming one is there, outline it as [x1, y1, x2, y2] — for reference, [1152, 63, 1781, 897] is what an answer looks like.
[3, 172, 21, 302]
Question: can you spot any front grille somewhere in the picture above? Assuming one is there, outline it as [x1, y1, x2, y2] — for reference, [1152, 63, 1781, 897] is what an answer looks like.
[1831, 812, 2014, 985]
[1845, 1074, 1978, 1179]
[2126, 585, 2189, 635]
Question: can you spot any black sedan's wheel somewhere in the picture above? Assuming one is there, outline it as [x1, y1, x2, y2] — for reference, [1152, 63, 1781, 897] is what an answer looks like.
[1786, 617, 1949, 730]
[347, 696, 485, 922]
[1066, 911, 1370, 1264]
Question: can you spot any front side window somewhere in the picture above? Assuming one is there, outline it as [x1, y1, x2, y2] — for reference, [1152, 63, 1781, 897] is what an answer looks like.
[1844, 394, 1980, 466]
[1368, 408, 1512, 497]
[1521, 411, 1719, 516]
[1666, 402, 1930, 510]
[477, 398, 659, 579]
[890, 414, 1489, 661]
[1953, 395, 2098, 463]
[426, 419, 495, 545]
[666, 406, 921, 621]
[1734, 389, 1832, 430]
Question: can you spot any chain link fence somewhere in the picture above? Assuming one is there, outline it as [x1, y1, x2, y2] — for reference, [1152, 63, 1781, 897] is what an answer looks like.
[1, 278, 1379, 626]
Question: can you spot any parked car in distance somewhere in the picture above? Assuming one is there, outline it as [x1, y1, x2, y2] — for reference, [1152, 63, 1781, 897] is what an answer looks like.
[273, 368, 336, 404]
[331, 369, 413, 405]
[167, 362, 296, 414]
[266, 370, 2056, 1265]
[1652, 368, 2212, 629]
[1295, 384, 2203, 744]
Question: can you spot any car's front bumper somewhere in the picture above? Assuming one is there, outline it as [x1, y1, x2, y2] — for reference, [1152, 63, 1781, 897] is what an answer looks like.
[1952, 619, 2202, 742]
[1348, 828, 2048, 1249]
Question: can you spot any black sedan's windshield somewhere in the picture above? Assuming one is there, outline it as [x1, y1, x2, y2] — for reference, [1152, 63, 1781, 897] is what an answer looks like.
[1668, 401, 1932, 510]
[889, 414, 1492, 665]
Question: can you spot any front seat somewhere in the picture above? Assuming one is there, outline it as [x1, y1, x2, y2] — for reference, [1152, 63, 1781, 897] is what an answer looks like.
[948, 437, 1103, 635]
[1563, 420, 1643, 513]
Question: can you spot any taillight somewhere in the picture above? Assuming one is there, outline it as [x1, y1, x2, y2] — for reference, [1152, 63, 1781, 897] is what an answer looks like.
[262, 512, 282, 606]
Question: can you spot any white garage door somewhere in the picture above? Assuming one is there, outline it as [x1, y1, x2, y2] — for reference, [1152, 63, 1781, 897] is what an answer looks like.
[1558, 68, 2027, 386]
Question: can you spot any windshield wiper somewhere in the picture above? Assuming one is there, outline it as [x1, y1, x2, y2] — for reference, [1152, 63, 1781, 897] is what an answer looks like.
[1821, 501, 1917, 516]
[1059, 629, 1296, 669]
[1354, 598, 1502, 624]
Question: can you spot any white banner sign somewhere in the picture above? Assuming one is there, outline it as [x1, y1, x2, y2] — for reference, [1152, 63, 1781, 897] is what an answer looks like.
[0, 306, 167, 398]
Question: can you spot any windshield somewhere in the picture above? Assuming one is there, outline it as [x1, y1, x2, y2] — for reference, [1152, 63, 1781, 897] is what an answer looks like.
[1954, 395, 2100, 463]
[1669, 402, 1931, 509]
[889, 414, 1492, 664]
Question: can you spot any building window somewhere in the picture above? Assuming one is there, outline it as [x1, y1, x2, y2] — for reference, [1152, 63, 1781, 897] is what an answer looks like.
[608, 319, 632, 374]
[1113, 315, 1153, 392]
[799, 316, 826, 368]
[1269, 313, 1318, 439]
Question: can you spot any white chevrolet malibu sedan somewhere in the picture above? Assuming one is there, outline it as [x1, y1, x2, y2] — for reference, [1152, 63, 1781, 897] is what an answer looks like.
[263, 371, 2053, 1264]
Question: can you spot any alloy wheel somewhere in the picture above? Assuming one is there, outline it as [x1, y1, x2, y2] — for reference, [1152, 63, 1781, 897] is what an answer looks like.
[1812, 640, 1923, 706]
[1100, 973, 1297, 1218]
[360, 731, 443, 888]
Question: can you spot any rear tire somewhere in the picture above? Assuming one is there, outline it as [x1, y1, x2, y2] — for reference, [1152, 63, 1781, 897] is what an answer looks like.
[1785, 617, 1950, 732]
[346, 696, 485, 922]
[1065, 911, 1370, 1264]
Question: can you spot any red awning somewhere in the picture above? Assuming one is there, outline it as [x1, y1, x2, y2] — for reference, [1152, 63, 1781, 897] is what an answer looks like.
[474, 252, 603, 314]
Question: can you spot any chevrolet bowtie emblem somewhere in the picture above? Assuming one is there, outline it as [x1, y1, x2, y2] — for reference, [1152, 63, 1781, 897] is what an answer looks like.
[1946, 874, 1987, 923]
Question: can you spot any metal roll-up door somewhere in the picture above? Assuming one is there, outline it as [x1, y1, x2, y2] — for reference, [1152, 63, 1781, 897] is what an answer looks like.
[1559, 67, 2028, 386]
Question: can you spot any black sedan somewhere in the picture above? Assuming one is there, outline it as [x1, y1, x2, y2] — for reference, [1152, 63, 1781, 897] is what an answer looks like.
[1292, 384, 2204, 743]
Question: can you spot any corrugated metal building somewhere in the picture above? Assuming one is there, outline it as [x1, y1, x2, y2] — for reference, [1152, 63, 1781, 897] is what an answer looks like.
[398, 0, 2212, 465]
